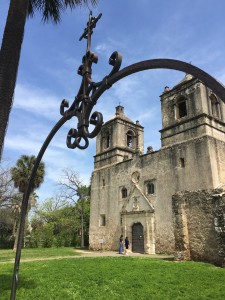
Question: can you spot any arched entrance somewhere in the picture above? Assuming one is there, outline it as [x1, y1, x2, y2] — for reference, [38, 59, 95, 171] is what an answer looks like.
[132, 223, 144, 253]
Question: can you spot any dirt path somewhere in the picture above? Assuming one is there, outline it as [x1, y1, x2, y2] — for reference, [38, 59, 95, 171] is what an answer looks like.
[75, 249, 173, 259]
[0, 249, 173, 264]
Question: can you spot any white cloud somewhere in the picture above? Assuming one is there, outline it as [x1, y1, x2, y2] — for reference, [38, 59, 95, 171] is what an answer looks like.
[14, 83, 61, 120]
[95, 43, 112, 56]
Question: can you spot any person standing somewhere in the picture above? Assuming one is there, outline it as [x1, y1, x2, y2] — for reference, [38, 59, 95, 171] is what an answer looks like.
[119, 234, 123, 254]
[124, 237, 129, 255]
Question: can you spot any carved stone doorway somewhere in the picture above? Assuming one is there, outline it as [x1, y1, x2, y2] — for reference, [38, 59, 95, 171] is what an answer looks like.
[132, 222, 144, 253]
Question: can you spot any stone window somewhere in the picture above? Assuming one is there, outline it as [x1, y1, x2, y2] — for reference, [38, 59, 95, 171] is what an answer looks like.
[210, 93, 220, 119]
[106, 133, 111, 148]
[121, 187, 128, 198]
[147, 182, 155, 195]
[102, 178, 105, 187]
[127, 130, 134, 148]
[176, 96, 187, 119]
[180, 157, 185, 168]
[101, 130, 111, 150]
[100, 214, 106, 226]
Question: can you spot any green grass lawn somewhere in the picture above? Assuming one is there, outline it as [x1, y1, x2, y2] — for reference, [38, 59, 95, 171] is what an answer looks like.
[1, 255, 225, 300]
[0, 247, 78, 262]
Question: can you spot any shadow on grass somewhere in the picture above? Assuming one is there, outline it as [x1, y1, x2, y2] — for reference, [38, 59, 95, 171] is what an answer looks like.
[0, 274, 37, 292]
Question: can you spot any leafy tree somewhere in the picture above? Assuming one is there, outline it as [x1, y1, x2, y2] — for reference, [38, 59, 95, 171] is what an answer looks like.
[0, 207, 14, 249]
[58, 169, 90, 247]
[0, 163, 22, 248]
[0, 0, 98, 159]
[34, 196, 66, 220]
[0, 163, 16, 208]
[29, 193, 90, 248]
[11, 154, 45, 249]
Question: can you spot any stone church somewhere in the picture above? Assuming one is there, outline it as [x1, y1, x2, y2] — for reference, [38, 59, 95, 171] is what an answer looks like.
[89, 73, 225, 255]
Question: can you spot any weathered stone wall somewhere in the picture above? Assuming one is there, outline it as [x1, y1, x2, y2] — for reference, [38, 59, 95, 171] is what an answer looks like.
[172, 189, 225, 266]
[90, 136, 217, 254]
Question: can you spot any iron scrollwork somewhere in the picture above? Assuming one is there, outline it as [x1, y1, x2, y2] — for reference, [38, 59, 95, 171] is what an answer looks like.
[60, 11, 122, 150]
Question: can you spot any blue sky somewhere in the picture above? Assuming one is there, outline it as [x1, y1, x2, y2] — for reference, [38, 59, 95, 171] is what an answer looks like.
[1, 0, 225, 201]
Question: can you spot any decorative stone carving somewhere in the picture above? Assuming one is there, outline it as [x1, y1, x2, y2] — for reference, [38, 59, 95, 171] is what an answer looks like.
[131, 171, 140, 183]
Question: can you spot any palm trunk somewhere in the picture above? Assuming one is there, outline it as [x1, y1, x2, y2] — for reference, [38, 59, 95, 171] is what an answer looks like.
[12, 209, 21, 251]
[12, 214, 17, 238]
[13, 218, 20, 251]
[0, 0, 29, 159]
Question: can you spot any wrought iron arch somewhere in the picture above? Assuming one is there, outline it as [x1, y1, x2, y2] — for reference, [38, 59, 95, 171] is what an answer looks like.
[91, 58, 225, 105]
[11, 12, 225, 299]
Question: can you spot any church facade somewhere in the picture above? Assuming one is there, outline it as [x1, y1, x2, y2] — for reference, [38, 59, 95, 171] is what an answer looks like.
[89, 74, 225, 254]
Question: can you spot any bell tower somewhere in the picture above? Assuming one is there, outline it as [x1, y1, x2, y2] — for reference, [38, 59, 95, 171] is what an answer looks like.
[160, 74, 225, 147]
[94, 105, 144, 169]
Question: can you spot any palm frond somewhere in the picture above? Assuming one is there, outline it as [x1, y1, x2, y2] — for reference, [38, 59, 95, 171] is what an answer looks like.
[28, 0, 98, 23]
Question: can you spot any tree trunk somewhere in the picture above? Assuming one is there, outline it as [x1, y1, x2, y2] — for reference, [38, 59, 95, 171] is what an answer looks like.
[0, 0, 29, 159]
[81, 198, 84, 248]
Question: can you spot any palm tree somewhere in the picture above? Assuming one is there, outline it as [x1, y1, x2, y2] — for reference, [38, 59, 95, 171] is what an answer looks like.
[11, 155, 45, 193]
[11, 155, 45, 249]
[0, 0, 98, 159]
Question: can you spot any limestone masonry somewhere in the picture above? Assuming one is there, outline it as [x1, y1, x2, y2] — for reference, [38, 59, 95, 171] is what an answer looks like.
[89, 74, 225, 265]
